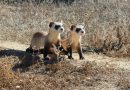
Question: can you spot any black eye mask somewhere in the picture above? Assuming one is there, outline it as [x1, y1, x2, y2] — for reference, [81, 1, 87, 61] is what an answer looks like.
[75, 28, 82, 33]
[55, 25, 61, 30]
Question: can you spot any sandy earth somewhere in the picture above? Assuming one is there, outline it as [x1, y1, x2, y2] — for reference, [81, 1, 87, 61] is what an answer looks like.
[0, 40, 130, 70]
[0, 40, 28, 51]
[0, 40, 130, 90]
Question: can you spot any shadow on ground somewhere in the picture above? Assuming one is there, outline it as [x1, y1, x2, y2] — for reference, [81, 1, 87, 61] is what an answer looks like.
[0, 49, 42, 72]
[0, 48, 64, 73]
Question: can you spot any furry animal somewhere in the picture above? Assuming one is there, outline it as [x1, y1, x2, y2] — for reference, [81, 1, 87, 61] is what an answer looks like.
[44, 21, 64, 58]
[26, 31, 47, 54]
[60, 24, 85, 60]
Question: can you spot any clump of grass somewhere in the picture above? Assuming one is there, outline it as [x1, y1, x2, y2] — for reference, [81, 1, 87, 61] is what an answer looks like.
[1, 54, 130, 89]
[117, 77, 130, 90]
[0, 57, 19, 89]
[1, 56, 97, 89]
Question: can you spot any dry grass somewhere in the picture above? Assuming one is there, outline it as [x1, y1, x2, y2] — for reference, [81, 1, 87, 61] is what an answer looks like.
[0, 1, 130, 57]
[0, 54, 130, 90]
[0, 47, 130, 89]
[0, 0, 130, 90]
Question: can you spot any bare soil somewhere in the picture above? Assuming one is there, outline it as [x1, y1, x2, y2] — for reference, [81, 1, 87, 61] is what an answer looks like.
[0, 40, 130, 90]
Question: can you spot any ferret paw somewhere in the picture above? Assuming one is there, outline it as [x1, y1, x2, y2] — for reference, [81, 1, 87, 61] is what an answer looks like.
[80, 56, 85, 60]
[33, 50, 39, 54]
[68, 56, 74, 60]
[26, 48, 33, 53]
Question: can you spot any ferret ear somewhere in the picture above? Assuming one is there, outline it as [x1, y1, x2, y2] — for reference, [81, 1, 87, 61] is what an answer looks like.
[49, 22, 54, 28]
[70, 25, 76, 31]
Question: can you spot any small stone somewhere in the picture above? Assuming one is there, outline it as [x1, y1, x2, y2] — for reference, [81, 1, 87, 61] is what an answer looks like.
[16, 85, 20, 88]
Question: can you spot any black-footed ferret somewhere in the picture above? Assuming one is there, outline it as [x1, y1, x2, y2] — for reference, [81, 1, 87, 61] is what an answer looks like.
[43, 21, 64, 58]
[61, 24, 85, 60]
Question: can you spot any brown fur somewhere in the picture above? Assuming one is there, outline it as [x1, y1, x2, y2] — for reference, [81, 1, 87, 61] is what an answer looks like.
[43, 21, 65, 58]
[61, 31, 81, 52]
[44, 44, 65, 64]
[60, 25, 84, 60]
[30, 31, 48, 50]
[44, 29, 62, 57]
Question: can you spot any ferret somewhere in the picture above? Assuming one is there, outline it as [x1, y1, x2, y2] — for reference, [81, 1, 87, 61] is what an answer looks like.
[60, 24, 85, 60]
[43, 21, 64, 58]
[26, 21, 64, 56]
[26, 31, 47, 54]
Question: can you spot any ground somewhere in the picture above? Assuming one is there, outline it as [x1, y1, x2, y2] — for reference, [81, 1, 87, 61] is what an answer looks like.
[0, 1, 130, 89]
[0, 40, 130, 90]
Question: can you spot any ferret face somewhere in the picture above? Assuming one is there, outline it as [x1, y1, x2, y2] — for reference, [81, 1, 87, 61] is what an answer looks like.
[71, 25, 85, 36]
[49, 22, 64, 33]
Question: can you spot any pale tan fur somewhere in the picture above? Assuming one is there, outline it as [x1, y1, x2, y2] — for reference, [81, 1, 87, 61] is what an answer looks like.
[50, 44, 60, 55]
[44, 29, 62, 55]
[60, 37, 72, 51]
[68, 31, 81, 51]
[45, 29, 61, 45]
[30, 31, 48, 50]
[61, 31, 81, 52]
[61, 24, 85, 59]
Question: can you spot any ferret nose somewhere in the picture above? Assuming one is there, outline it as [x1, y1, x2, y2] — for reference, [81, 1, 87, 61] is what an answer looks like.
[60, 28, 64, 31]
[81, 31, 84, 33]
[61, 28, 63, 31]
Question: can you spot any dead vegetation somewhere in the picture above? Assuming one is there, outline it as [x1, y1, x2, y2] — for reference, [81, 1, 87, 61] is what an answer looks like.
[0, 0, 130, 90]
[0, 54, 130, 90]
[87, 26, 130, 57]
[0, 0, 130, 57]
